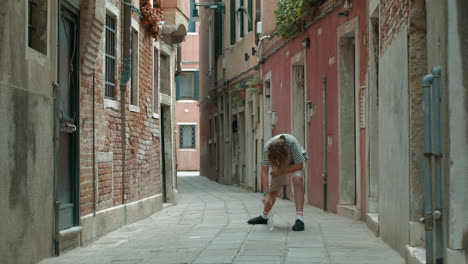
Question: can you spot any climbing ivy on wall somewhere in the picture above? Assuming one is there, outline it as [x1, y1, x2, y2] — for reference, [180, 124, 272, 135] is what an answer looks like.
[274, 0, 322, 39]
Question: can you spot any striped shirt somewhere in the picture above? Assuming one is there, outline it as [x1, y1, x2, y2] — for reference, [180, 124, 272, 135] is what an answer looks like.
[261, 134, 308, 166]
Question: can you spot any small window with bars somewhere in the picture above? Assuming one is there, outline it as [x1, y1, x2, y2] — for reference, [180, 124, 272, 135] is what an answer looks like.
[105, 14, 116, 99]
[130, 28, 139, 106]
[179, 125, 196, 149]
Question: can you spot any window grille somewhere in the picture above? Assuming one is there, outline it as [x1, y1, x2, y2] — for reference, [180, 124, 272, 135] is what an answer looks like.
[179, 125, 196, 149]
[105, 14, 116, 99]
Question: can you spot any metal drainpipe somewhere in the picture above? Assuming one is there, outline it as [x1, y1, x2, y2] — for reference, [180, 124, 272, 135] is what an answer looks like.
[53, 0, 62, 255]
[121, 0, 131, 207]
[431, 66, 443, 264]
[322, 75, 327, 212]
[93, 72, 97, 216]
[422, 73, 434, 264]
[53, 81, 60, 256]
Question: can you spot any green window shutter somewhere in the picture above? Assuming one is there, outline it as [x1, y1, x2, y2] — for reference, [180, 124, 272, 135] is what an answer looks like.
[194, 71, 199, 101]
[240, 0, 244, 37]
[230, 0, 235, 45]
[176, 75, 180, 100]
[215, 11, 223, 58]
[248, 0, 252, 31]
[188, 0, 195, 32]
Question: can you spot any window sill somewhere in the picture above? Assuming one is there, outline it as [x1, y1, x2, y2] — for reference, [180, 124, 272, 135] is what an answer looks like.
[152, 113, 160, 119]
[178, 149, 197, 152]
[129, 105, 140, 113]
[104, 99, 119, 111]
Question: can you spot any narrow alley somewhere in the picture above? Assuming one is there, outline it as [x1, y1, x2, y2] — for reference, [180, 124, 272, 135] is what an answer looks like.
[39, 172, 404, 264]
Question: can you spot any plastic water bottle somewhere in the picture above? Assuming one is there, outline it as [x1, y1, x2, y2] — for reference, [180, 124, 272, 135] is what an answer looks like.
[267, 213, 274, 231]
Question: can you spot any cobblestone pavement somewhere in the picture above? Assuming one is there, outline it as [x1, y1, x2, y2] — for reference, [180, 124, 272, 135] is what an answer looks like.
[40, 172, 405, 264]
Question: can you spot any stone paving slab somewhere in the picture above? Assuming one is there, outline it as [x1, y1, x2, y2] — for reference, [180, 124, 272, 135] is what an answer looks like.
[40, 174, 405, 264]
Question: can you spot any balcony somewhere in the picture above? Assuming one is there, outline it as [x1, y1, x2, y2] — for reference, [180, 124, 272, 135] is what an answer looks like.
[161, 0, 189, 44]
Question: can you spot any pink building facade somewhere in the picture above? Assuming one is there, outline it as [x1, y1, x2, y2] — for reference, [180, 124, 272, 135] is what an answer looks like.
[175, 0, 200, 171]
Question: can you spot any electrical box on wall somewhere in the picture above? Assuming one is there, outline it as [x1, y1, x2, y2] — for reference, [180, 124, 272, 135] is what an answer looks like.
[256, 21, 262, 35]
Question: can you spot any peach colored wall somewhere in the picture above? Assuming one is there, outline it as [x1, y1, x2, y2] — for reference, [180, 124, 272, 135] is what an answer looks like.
[162, 0, 190, 18]
[175, 101, 200, 171]
[181, 34, 200, 67]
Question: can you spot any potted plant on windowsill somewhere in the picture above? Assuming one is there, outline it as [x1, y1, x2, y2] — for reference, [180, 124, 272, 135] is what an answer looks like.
[234, 82, 246, 100]
[245, 77, 262, 97]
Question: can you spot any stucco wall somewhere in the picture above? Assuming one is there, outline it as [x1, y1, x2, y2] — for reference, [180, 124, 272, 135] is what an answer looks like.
[447, 0, 468, 254]
[175, 101, 200, 171]
[378, 28, 410, 256]
[0, 0, 57, 263]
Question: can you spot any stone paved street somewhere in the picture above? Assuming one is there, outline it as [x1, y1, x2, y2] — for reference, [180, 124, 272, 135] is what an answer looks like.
[40, 172, 405, 264]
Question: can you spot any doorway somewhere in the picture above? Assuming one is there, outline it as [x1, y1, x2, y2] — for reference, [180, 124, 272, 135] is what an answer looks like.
[160, 106, 172, 203]
[58, 1, 80, 230]
[337, 18, 360, 217]
[291, 53, 306, 201]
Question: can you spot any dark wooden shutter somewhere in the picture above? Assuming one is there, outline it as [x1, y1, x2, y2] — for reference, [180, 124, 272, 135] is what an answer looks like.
[194, 71, 199, 101]
[230, 0, 235, 45]
[240, 0, 244, 37]
[248, 0, 252, 32]
[176, 75, 180, 100]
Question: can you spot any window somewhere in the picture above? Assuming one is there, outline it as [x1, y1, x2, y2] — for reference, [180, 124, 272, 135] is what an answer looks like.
[179, 125, 196, 149]
[230, 0, 236, 45]
[188, 0, 196, 32]
[248, 0, 253, 32]
[105, 14, 117, 99]
[153, 48, 159, 114]
[176, 71, 199, 100]
[130, 28, 139, 106]
[239, 0, 244, 38]
[160, 53, 170, 95]
[28, 0, 47, 54]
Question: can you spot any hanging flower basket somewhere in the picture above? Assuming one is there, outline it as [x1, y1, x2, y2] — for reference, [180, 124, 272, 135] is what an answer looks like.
[237, 89, 246, 100]
[140, 0, 164, 40]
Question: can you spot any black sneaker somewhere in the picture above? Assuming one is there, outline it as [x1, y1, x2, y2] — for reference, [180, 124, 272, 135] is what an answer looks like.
[247, 215, 268, 225]
[292, 219, 305, 231]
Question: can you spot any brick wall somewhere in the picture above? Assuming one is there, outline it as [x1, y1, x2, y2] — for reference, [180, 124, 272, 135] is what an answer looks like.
[380, 0, 410, 52]
[79, 1, 162, 217]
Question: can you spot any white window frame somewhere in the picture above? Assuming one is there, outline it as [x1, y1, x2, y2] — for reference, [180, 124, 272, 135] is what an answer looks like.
[129, 18, 140, 110]
[152, 42, 160, 118]
[104, 2, 119, 108]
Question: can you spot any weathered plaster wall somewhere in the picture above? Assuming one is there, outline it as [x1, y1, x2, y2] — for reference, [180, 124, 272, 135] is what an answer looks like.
[0, 0, 57, 263]
[447, 0, 468, 259]
[378, 28, 410, 256]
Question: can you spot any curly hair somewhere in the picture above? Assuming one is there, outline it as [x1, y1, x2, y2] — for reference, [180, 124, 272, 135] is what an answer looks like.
[267, 139, 289, 173]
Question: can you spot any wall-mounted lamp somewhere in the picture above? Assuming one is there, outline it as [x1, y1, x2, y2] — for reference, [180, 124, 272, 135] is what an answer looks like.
[301, 37, 310, 48]
[244, 53, 250, 61]
[192, 2, 225, 23]
[252, 47, 257, 55]
[338, 0, 351, 17]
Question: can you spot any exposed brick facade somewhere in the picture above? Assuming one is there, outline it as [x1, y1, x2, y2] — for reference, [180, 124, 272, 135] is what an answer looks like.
[379, 0, 410, 51]
[79, 0, 162, 217]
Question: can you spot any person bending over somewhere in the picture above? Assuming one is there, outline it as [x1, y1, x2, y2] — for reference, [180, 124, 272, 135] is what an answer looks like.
[247, 134, 308, 231]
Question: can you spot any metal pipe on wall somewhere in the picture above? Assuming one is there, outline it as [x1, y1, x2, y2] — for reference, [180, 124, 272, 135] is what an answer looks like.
[422, 73, 434, 264]
[120, 0, 131, 207]
[431, 66, 444, 264]
[93, 72, 97, 216]
[322, 75, 328, 212]
[53, 81, 61, 256]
